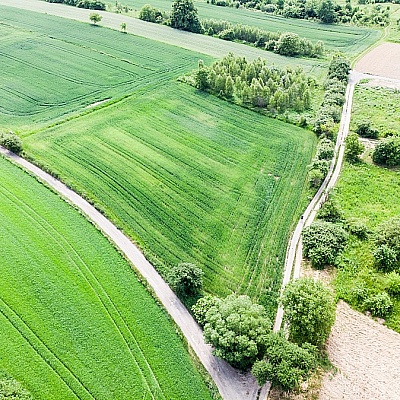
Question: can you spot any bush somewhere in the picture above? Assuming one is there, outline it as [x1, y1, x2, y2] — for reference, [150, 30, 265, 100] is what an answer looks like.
[192, 295, 219, 326]
[356, 121, 379, 139]
[373, 245, 398, 272]
[218, 28, 235, 41]
[385, 272, 400, 297]
[347, 218, 369, 240]
[363, 292, 393, 317]
[302, 220, 348, 269]
[170, 0, 204, 33]
[318, 194, 344, 223]
[281, 278, 336, 347]
[372, 137, 400, 167]
[168, 262, 203, 298]
[374, 216, 400, 258]
[0, 132, 23, 154]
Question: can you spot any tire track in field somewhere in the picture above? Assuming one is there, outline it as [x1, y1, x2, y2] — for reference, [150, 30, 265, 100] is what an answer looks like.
[0, 183, 166, 400]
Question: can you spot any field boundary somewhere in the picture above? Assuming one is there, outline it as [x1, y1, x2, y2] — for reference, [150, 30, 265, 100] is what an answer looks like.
[0, 146, 263, 400]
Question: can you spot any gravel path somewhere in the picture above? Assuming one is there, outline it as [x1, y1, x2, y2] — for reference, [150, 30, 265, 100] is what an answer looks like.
[319, 301, 400, 400]
[0, 146, 261, 400]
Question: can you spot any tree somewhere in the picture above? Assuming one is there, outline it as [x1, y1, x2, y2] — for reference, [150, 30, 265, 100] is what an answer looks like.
[89, 12, 102, 25]
[252, 333, 317, 391]
[372, 137, 400, 167]
[274, 32, 301, 56]
[345, 132, 364, 162]
[202, 294, 271, 370]
[120, 22, 127, 32]
[318, 0, 336, 23]
[192, 295, 219, 326]
[170, 0, 203, 33]
[281, 278, 336, 347]
[373, 245, 398, 272]
[302, 220, 348, 269]
[168, 262, 203, 298]
[0, 131, 23, 154]
[356, 121, 378, 139]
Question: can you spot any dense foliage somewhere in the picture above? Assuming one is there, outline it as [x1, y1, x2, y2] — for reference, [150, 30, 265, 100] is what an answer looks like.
[187, 53, 314, 115]
[374, 216, 400, 267]
[201, 294, 271, 370]
[170, 0, 204, 33]
[168, 262, 204, 298]
[44, 0, 106, 10]
[372, 137, 400, 167]
[308, 138, 334, 188]
[356, 121, 379, 139]
[202, 19, 324, 58]
[281, 278, 336, 347]
[302, 220, 348, 268]
[139, 4, 169, 23]
[252, 333, 317, 390]
[0, 373, 32, 400]
[345, 132, 364, 162]
[0, 131, 23, 154]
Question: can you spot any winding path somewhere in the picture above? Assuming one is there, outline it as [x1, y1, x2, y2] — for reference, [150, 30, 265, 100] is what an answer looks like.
[0, 146, 262, 400]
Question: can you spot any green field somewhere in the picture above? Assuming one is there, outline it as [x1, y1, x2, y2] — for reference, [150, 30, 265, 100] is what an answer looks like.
[24, 81, 317, 312]
[121, 0, 381, 56]
[0, 155, 214, 400]
[335, 161, 400, 332]
[351, 84, 400, 135]
[0, 5, 213, 132]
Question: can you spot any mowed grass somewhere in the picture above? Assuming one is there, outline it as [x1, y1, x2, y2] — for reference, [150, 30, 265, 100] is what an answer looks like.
[0, 155, 214, 400]
[335, 161, 400, 332]
[124, 0, 380, 56]
[0, 6, 211, 132]
[24, 83, 317, 313]
[351, 84, 400, 135]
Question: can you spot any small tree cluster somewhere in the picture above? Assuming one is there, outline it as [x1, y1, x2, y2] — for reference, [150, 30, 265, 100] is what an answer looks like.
[302, 220, 348, 269]
[202, 20, 324, 58]
[139, 4, 169, 24]
[187, 53, 314, 115]
[372, 136, 400, 167]
[45, 0, 106, 10]
[281, 278, 336, 347]
[314, 56, 350, 137]
[170, 0, 203, 33]
[307, 138, 334, 188]
[0, 131, 23, 154]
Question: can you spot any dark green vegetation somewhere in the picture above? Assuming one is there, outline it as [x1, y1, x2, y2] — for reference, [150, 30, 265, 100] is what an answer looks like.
[170, 0, 203, 32]
[0, 155, 214, 400]
[372, 137, 400, 167]
[45, 0, 106, 10]
[335, 161, 400, 332]
[128, 0, 380, 56]
[0, 131, 23, 154]
[351, 85, 400, 136]
[0, 5, 210, 132]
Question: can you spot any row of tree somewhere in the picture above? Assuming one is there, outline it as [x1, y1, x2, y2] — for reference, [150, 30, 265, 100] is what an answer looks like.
[184, 53, 314, 115]
[44, 0, 106, 10]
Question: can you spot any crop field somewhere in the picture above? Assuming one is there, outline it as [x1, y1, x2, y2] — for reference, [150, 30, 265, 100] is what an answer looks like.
[0, 155, 214, 400]
[24, 82, 317, 313]
[0, 5, 211, 132]
[335, 161, 400, 332]
[125, 0, 380, 56]
[351, 84, 400, 135]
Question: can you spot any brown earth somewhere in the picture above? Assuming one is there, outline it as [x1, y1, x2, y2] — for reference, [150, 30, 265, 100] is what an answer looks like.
[355, 43, 400, 80]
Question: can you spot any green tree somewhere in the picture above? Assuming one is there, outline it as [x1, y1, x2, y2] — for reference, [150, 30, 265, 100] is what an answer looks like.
[302, 220, 348, 269]
[0, 132, 23, 154]
[252, 333, 317, 390]
[373, 245, 398, 272]
[318, 0, 336, 23]
[121, 22, 127, 32]
[372, 137, 400, 167]
[281, 278, 336, 347]
[168, 262, 203, 298]
[203, 294, 271, 370]
[275, 32, 301, 56]
[345, 132, 364, 162]
[192, 295, 219, 326]
[89, 12, 102, 25]
[0, 372, 32, 400]
[363, 292, 393, 317]
[170, 0, 203, 33]
[356, 121, 378, 139]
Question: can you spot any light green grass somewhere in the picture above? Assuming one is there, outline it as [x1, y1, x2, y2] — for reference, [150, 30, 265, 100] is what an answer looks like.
[121, 0, 380, 56]
[24, 82, 317, 314]
[0, 155, 214, 400]
[351, 84, 400, 135]
[335, 161, 400, 332]
[0, 5, 212, 132]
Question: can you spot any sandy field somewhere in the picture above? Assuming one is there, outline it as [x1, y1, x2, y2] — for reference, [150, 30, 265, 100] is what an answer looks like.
[355, 43, 400, 80]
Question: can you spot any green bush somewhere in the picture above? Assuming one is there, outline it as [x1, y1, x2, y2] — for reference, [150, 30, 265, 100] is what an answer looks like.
[372, 137, 400, 167]
[168, 262, 204, 298]
[363, 292, 393, 317]
[346, 218, 369, 240]
[385, 272, 400, 297]
[192, 295, 219, 326]
[356, 121, 379, 139]
[0, 132, 23, 154]
[373, 245, 398, 272]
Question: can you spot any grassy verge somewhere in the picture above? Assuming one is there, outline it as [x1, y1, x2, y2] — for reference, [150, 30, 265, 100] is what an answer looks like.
[0, 155, 214, 399]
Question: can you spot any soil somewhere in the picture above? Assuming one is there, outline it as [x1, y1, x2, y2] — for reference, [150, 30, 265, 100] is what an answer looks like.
[355, 43, 400, 81]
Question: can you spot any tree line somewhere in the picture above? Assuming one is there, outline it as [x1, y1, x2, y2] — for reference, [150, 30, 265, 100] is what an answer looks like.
[44, 0, 106, 10]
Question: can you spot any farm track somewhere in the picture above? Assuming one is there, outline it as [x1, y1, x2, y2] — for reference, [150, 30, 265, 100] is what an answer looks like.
[0, 146, 262, 400]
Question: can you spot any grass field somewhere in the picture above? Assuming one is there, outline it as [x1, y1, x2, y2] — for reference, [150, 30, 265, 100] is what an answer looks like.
[24, 82, 317, 314]
[351, 84, 400, 135]
[0, 155, 214, 400]
[120, 0, 381, 57]
[335, 161, 400, 332]
[0, 5, 212, 132]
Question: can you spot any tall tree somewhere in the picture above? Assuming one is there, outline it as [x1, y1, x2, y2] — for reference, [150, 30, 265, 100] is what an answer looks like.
[170, 0, 203, 33]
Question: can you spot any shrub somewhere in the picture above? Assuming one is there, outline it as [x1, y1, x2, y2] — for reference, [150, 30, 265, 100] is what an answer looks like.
[345, 132, 364, 162]
[374, 216, 400, 258]
[218, 28, 235, 41]
[168, 262, 203, 298]
[192, 295, 219, 326]
[356, 121, 379, 139]
[372, 137, 400, 167]
[373, 245, 398, 272]
[318, 193, 344, 223]
[347, 218, 369, 240]
[385, 272, 400, 297]
[363, 292, 393, 317]
[0, 132, 23, 154]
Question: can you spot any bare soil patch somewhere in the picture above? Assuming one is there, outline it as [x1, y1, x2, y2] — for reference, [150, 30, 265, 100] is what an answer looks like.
[355, 43, 400, 80]
[319, 301, 400, 400]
